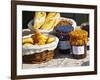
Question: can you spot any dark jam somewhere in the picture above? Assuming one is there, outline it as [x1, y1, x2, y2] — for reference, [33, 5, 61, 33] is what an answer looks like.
[55, 26, 74, 54]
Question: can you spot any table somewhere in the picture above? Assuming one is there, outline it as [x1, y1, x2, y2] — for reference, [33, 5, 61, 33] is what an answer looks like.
[22, 51, 89, 69]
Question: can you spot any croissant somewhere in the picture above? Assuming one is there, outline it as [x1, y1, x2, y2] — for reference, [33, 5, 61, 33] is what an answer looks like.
[32, 12, 46, 29]
[41, 12, 60, 30]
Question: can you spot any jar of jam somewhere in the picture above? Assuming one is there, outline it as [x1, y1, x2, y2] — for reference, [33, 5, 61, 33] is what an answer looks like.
[81, 22, 89, 37]
[55, 26, 74, 54]
[69, 29, 88, 59]
[80, 22, 89, 50]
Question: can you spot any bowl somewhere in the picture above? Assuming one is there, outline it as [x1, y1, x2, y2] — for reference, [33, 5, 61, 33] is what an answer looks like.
[28, 17, 77, 33]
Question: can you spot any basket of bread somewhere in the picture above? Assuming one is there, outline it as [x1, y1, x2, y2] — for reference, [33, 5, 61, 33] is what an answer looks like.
[22, 30, 59, 64]
[28, 12, 76, 33]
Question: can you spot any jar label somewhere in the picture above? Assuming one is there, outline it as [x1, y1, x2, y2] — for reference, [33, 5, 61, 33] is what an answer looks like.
[59, 41, 71, 50]
[72, 46, 84, 55]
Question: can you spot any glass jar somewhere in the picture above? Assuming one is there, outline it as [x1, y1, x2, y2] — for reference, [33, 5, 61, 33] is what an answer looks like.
[71, 45, 87, 59]
[69, 29, 88, 59]
[80, 22, 89, 50]
[81, 22, 89, 37]
[55, 26, 74, 54]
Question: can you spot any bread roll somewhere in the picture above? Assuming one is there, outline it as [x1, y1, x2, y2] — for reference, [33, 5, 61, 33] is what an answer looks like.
[23, 43, 33, 46]
[22, 37, 33, 44]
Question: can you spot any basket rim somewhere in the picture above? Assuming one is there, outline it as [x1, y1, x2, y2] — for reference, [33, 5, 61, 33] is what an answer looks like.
[22, 34, 59, 50]
[28, 17, 77, 33]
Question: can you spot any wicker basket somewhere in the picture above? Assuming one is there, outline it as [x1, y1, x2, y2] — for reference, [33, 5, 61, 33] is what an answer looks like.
[22, 32, 59, 64]
[23, 50, 54, 64]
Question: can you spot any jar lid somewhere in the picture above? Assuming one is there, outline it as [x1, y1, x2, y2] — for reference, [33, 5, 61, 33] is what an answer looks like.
[55, 26, 74, 33]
